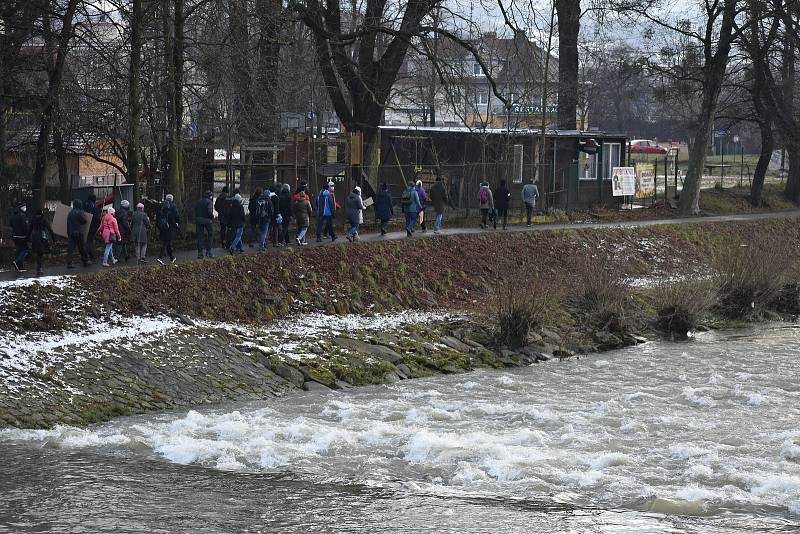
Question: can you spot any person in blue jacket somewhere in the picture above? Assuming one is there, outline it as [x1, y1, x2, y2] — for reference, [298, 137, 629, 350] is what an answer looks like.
[316, 182, 338, 242]
[401, 183, 422, 237]
[375, 183, 393, 236]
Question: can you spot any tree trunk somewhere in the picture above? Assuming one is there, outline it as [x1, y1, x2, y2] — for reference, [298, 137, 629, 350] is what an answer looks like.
[32, 0, 80, 209]
[0, 97, 8, 215]
[161, 0, 175, 197]
[162, 0, 184, 207]
[53, 128, 70, 203]
[172, 0, 184, 208]
[679, 100, 715, 214]
[677, 0, 736, 215]
[751, 120, 773, 206]
[785, 143, 800, 203]
[256, 0, 281, 140]
[128, 0, 143, 200]
[554, 0, 580, 210]
[781, 30, 797, 202]
[554, 0, 579, 131]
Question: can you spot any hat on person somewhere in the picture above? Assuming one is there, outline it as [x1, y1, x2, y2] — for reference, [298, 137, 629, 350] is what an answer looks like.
[282, 183, 290, 192]
[107, 207, 116, 215]
[136, 203, 144, 209]
[165, 194, 174, 202]
[328, 182, 335, 188]
[354, 186, 362, 194]
[234, 193, 242, 202]
[121, 200, 130, 208]
[415, 180, 422, 187]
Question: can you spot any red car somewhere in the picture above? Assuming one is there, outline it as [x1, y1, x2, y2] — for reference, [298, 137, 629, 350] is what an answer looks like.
[630, 139, 669, 155]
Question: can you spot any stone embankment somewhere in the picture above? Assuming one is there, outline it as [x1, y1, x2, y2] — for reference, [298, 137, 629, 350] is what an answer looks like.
[1, 313, 573, 429]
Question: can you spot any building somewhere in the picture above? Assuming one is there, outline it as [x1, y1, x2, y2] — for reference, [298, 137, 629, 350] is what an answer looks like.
[377, 125, 628, 210]
[385, 31, 558, 130]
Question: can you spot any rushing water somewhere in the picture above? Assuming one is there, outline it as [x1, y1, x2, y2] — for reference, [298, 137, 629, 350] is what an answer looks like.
[2, 326, 800, 533]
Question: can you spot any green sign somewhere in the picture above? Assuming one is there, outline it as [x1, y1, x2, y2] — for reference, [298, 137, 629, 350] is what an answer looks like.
[510, 105, 558, 115]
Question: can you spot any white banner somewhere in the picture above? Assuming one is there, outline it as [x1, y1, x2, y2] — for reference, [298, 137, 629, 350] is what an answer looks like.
[612, 167, 636, 197]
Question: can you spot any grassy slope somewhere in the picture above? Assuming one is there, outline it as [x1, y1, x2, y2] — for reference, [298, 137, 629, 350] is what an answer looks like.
[76, 218, 800, 326]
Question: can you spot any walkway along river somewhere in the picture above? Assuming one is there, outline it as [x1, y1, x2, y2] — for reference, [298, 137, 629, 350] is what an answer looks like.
[1, 325, 799, 533]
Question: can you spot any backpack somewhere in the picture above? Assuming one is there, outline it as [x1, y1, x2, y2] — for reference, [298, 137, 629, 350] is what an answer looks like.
[157, 205, 170, 231]
[254, 198, 269, 222]
[479, 187, 488, 205]
[401, 188, 412, 208]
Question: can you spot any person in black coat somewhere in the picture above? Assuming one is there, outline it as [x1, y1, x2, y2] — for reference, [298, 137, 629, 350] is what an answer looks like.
[83, 193, 99, 260]
[10, 204, 29, 272]
[195, 190, 214, 258]
[115, 200, 132, 262]
[247, 188, 263, 247]
[278, 183, 293, 245]
[66, 199, 90, 268]
[28, 209, 53, 276]
[157, 194, 180, 264]
[493, 179, 511, 230]
[375, 183, 393, 235]
[215, 186, 230, 248]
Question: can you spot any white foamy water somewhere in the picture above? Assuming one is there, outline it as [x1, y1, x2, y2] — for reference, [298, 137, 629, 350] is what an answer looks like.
[3, 325, 800, 531]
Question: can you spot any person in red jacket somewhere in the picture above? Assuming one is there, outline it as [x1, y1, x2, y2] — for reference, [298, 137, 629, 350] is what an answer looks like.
[97, 207, 122, 266]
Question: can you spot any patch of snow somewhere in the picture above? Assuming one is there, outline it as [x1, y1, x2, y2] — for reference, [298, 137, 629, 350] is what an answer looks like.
[0, 314, 186, 387]
[0, 275, 74, 291]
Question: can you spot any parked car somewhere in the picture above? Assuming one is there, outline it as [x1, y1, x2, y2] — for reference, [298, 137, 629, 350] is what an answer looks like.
[630, 139, 669, 155]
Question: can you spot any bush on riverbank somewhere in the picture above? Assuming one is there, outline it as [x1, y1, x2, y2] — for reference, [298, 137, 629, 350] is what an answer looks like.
[652, 281, 716, 340]
[714, 237, 800, 320]
[492, 273, 557, 348]
[570, 255, 634, 335]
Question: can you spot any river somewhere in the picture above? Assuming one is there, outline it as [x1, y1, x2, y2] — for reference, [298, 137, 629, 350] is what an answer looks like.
[1, 325, 799, 533]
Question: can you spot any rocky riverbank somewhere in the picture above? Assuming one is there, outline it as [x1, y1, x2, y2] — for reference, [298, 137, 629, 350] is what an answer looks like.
[3, 217, 800, 429]
[0, 310, 572, 429]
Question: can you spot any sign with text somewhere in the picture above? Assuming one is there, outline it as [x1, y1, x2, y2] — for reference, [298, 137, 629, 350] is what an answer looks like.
[612, 167, 636, 197]
[635, 163, 656, 199]
[510, 104, 558, 115]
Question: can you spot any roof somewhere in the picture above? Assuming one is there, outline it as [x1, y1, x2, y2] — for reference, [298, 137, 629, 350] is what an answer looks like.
[378, 125, 628, 139]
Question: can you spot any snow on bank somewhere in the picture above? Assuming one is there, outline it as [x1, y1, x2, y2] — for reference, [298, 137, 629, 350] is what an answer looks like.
[0, 305, 455, 395]
[0, 314, 186, 380]
[0, 274, 73, 292]
[206, 310, 456, 361]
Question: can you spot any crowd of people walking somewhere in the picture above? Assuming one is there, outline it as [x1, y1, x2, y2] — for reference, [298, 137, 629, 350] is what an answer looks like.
[7, 177, 540, 276]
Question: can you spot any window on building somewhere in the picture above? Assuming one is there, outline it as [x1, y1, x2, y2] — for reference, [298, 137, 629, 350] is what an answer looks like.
[472, 63, 483, 76]
[477, 92, 489, 105]
[579, 151, 597, 180]
[603, 143, 621, 179]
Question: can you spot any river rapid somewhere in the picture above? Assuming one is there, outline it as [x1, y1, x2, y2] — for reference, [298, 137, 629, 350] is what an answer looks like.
[1, 325, 799, 533]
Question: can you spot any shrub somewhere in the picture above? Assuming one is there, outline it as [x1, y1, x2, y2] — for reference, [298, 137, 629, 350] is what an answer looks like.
[493, 273, 557, 348]
[652, 280, 716, 340]
[714, 238, 800, 320]
[570, 254, 633, 334]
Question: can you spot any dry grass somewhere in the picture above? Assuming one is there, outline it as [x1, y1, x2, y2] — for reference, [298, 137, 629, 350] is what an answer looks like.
[492, 273, 558, 348]
[714, 237, 800, 320]
[570, 255, 633, 334]
[652, 280, 716, 339]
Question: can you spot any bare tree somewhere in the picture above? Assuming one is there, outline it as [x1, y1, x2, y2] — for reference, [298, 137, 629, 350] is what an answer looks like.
[32, 0, 81, 209]
[738, 0, 800, 203]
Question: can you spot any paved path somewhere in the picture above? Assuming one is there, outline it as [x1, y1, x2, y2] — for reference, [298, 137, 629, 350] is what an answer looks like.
[3, 209, 800, 283]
